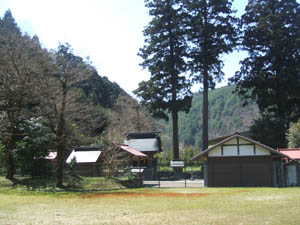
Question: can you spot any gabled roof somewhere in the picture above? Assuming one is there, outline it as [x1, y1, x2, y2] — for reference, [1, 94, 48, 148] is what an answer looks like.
[66, 149, 102, 163]
[119, 145, 148, 158]
[278, 148, 300, 160]
[192, 133, 289, 161]
[124, 138, 160, 152]
[125, 132, 160, 139]
[208, 131, 252, 146]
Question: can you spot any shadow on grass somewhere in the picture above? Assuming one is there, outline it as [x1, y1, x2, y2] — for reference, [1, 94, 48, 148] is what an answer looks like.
[0, 175, 140, 192]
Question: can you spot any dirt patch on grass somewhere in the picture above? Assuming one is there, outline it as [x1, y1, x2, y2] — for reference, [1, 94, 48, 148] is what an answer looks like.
[83, 192, 212, 199]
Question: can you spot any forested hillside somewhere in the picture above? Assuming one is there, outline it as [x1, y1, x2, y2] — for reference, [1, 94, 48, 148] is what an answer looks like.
[164, 85, 259, 150]
[0, 10, 156, 180]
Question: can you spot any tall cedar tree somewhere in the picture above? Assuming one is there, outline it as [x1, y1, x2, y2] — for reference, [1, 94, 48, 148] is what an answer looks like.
[0, 10, 47, 179]
[230, 0, 300, 147]
[184, 0, 238, 150]
[135, 0, 192, 160]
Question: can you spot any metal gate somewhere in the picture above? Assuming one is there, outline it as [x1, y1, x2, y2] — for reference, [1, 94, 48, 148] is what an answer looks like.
[142, 161, 204, 188]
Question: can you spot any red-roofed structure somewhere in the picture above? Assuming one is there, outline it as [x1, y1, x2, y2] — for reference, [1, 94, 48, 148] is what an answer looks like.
[119, 145, 148, 158]
[278, 148, 300, 186]
[278, 148, 300, 161]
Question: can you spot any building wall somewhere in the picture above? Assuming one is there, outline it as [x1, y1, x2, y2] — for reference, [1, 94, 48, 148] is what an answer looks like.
[75, 163, 101, 177]
[208, 156, 273, 187]
[286, 164, 298, 186]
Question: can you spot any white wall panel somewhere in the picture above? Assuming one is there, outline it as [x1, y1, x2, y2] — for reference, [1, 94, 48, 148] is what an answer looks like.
[239, 138, 252, 145]
[208, 146, 222, 157]
[239, 145, 254, 156]
[225, 138, 237, 145]
[287, 165, 297, 186]
[223, 146, 238, 156]
[255, 145, 271, 155]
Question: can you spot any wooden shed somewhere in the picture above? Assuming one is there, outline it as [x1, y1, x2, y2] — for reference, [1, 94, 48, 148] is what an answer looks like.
[124, 132, 161, 179]
[66, 147, 102, 177]
[192, 133, 288, 187]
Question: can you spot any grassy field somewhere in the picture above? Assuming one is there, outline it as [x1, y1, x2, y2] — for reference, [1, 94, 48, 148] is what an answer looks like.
[0, 183, 300, 225]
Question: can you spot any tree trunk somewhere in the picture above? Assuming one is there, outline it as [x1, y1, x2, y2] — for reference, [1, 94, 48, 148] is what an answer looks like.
[5, 149, 15, 180]
[56, 90, 67, 187]
[5, 130, 16, 180]
[202, 3, 209, 152]
[172, 110, 179, 160]
[56, 143, 64, 187]
[202, 70, 209, 151]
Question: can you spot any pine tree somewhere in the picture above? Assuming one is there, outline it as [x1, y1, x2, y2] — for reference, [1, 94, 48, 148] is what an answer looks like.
[230, 0, 300, 146]
[135, 0, 192, 160]
[185, 0, 238, 150]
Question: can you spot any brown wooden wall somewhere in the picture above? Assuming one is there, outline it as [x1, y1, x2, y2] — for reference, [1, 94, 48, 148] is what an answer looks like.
[208, 156, 273, 187]
[75, 163, 101, 177]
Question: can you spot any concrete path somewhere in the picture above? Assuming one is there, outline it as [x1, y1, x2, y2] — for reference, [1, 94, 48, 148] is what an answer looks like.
[143, 179, 204, 188]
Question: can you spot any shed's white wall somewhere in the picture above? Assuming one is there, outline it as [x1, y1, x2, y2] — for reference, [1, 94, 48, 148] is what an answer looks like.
[287, 165, 297, 186]
[223, 146, 237, 156]
[256, 145, 271, 155]
[208, 146, 222, 157]
[226, 139, 237, 145]
[239, 145, 254, 156]
[239, 139, 251, 144]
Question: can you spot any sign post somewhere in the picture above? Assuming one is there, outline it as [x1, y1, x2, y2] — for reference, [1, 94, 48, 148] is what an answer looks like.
[170, 160, 186, 188]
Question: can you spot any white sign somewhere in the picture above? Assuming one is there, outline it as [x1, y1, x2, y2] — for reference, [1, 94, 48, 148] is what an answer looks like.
[170, 160, 185, 167]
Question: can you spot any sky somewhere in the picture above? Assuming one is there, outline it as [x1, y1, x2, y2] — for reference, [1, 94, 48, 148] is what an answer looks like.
[0, 0, 248, 95]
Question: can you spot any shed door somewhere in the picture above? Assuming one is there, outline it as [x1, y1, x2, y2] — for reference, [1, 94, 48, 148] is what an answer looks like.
[208, 156, 272, 187]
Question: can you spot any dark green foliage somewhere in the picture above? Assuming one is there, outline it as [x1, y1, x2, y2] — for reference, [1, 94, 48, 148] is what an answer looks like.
[165, 86, 258, 149]
[135, 0, 192, 120]
[230, 0, 300, 146]
[76, 69, 125, 108]
[184, 0, 239, 150]
[249, 115, 287, 149]
[13, 118, 55, 177]
[185, 0, 238, 88]
[135, 0, 193, 159]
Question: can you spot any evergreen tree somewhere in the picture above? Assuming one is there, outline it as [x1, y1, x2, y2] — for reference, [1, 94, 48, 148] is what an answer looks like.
[184, 0, 238, 150]
[0, 10, 47, 179]
[230, 0, 300, 146]
[135, 0, 192, 160]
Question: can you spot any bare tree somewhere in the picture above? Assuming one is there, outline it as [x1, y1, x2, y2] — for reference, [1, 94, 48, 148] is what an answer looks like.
[106, 95, 157, 143]
[37, 43, 101, 187]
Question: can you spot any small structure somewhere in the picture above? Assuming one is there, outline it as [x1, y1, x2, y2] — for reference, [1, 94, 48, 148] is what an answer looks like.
[278, 148, 300, 186]
[124, 132, 161, 178]
[66, 146, 102, 177]
[192, 133, 288, 187]
[118, 144, 149, 168]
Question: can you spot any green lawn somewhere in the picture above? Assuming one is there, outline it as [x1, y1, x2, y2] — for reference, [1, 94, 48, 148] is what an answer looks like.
[0, 182, 299, 225]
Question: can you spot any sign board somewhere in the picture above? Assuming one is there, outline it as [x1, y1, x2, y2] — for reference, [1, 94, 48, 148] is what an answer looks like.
[130, 167, 146, 173]
[170, 160, 185, 167]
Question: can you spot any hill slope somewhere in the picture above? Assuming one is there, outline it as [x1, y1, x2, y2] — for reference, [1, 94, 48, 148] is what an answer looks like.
[165, 85, 259, 149]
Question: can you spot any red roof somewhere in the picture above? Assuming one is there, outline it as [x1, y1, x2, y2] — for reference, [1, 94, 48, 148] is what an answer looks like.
[119, 145, 148, 158]
[278, 148, 300, 160]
